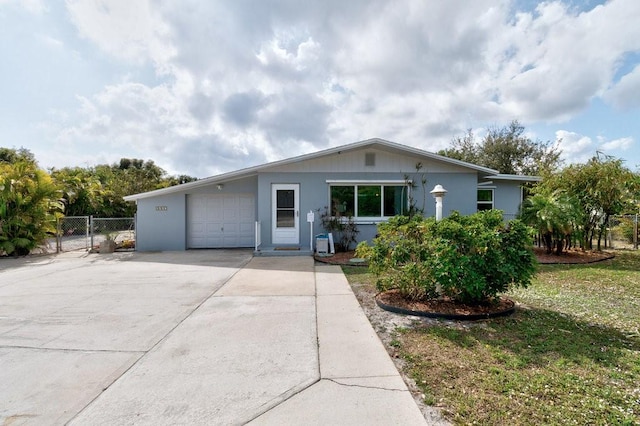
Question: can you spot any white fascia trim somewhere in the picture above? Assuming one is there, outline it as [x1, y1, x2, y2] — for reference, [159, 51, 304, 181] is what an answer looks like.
[326, 180, 411, 184]
[487, 174, 541, 182]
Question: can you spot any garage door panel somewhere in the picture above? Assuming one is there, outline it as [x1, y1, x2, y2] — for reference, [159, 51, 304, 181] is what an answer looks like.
[190, 222, 205, 233]
[187, 194, 255, 249]
[239, 222, 253, 233]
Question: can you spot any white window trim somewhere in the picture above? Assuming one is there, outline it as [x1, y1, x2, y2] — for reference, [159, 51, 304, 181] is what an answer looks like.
[328, 181, 411, 222]
[477, 188, 495, 210]
[326, 179, 411, 184]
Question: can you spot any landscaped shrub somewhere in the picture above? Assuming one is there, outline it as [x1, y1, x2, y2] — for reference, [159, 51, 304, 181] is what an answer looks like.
[317, 206, 359, 252]
[356, 210, 536, 304]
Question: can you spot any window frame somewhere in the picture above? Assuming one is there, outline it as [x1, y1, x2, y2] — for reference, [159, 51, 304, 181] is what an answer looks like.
[477, 188, 495, 211]
[327, 180, 410, 222]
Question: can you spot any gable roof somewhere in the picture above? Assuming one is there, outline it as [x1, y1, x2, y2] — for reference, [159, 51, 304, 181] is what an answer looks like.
[124, 138, 501, 201]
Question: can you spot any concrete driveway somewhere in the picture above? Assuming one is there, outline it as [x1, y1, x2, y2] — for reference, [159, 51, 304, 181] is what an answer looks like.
[0, 250, 433, 425]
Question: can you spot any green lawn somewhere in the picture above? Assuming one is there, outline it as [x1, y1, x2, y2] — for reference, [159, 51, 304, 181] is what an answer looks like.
[343, 251, 640, 425]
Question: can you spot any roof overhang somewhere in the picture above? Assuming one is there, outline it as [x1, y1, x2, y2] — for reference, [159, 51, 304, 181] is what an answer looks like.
[485, 174, 542, 182]
[123, 137, 501, 201]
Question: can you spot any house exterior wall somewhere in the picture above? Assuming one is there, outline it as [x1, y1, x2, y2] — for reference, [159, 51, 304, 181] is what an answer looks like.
[187, 175, 257, 196]
[493, 180, 524, 219]
[257, 171, 479, 248]
[134, 176, 258, 251]
[135, 193, 187, 251]
[263, 147, 473, 174]
[129, 143, 531, 252]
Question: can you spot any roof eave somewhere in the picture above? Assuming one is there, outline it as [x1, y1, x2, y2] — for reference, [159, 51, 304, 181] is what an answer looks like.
[486, 174, 542, 182]
[122, 137, 504, 201]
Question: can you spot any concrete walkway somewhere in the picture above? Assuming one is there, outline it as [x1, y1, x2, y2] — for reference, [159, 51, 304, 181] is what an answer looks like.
[250, 260, 428, 425]
[0, 252, 430, 425]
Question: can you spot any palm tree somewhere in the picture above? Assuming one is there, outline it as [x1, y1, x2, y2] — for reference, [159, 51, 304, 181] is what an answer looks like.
[0, 161, 64, 255]
[519, 191, 581, 255]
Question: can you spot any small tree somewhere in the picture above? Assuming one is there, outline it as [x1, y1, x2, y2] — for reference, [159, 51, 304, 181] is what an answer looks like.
[519, 191, 581, 255]
[540, 153, 638, 250]
[356, 211, 536, 304]
[317, 207, 359, 252]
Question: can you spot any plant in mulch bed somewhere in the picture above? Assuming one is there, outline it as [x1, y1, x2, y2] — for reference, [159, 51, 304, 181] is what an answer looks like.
[356, 210, 536, 306]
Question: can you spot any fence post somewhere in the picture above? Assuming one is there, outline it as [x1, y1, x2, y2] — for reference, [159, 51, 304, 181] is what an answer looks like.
[56, 217, 61, 253]
[90, 215, 94, 250]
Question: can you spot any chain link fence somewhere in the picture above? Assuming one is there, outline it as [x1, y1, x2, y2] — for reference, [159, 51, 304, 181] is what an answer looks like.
[90, 217, 135, 250]
[55, 216, 135, 252]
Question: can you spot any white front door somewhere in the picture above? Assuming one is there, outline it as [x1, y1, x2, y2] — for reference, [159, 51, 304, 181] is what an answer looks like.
[272, 184, 299, 245]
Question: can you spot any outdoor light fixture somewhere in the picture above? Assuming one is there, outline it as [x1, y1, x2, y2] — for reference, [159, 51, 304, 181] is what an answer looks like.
[217, 184, 224, 190]
[430, 184, 447, 221]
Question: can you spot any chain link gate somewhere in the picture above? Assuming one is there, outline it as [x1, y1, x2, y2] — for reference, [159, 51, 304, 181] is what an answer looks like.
[90, 217, 135, 250]
[56, 216, 135, 252]
[56, 216, 90, 252]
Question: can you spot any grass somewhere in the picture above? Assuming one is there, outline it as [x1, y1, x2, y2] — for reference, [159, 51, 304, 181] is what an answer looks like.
[343, 251, 640, 425]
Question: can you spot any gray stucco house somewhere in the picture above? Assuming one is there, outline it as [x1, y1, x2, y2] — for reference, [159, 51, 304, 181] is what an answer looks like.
[123, 138, 538, 253]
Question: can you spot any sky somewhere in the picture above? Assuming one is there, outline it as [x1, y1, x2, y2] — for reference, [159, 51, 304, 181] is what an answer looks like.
[1, 0, 639, 178]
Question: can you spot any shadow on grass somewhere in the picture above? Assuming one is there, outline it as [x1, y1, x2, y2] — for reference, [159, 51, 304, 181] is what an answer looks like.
[536, 250, 640, 273]
[341, 265, 373, 276]
[424, 306, 639, 369]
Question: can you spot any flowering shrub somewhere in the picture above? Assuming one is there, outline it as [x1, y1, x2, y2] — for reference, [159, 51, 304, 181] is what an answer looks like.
[356, 210, 536, 304]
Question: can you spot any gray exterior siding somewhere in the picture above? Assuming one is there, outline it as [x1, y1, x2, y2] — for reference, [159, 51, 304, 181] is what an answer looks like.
[133, 171, 491, 251]
[136, 193, 187, 251]
[257, 171, 479, 248]
[125, 139, 534, 252]
[134, 176, 258, 251]
[493, 181, 524, 219]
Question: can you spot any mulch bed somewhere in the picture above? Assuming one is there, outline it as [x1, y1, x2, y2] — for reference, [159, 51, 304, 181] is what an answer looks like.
[319, 247, 615, 319]
[376, 290, 515, 320]
[316, 247, 615, 266]
[533, 247, 614, 264]
[315, 251, 368, 265]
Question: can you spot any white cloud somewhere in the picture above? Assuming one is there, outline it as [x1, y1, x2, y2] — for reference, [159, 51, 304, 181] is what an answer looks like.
[32, 0, 640, 176]
[0, 0, 47, 14]
[65, 0, 175, 67]
[496, 0, 640, 122]
[600, 136, 634, 151]
[556, 130, 635, 164]
[604, 64, 640, 110]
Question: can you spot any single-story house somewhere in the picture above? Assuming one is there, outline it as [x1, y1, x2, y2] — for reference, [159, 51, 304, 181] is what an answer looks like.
[123, 138, 539, 253]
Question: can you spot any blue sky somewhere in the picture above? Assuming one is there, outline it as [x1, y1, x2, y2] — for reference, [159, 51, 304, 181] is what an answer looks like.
[1, 0, 638, 177]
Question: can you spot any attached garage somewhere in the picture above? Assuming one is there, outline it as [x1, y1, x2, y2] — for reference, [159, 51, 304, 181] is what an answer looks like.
[187, 194, 255, 248]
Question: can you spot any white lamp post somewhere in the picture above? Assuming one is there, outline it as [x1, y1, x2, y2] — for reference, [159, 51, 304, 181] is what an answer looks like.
[430, 184, 447, 221]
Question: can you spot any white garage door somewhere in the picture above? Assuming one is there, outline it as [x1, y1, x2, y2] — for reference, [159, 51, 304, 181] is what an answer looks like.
[187, 194, 255, 248]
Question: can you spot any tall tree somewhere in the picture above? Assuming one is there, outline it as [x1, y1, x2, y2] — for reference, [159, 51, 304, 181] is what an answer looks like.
[439, 120, 562, 175]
